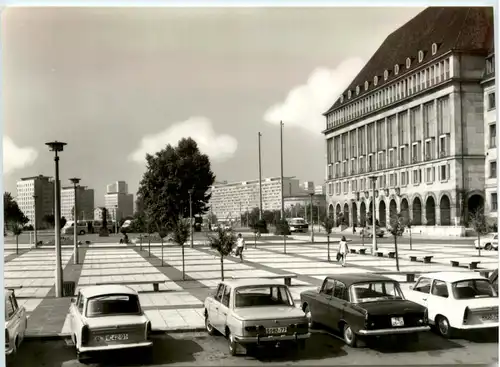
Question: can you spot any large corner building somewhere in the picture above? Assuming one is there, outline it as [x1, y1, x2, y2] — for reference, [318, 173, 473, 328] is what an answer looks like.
[323, 7, 495, 236]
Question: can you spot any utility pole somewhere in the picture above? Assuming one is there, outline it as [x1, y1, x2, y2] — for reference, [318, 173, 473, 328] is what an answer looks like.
[188, 189, 194, 248]
[280, 121, 284, 220]
[69, 178, 81, 265]
[309, 193, 314, 243]
[32, 195, 38, 247]
[258, 132, 263, 220]
[369, 176, 378, 253]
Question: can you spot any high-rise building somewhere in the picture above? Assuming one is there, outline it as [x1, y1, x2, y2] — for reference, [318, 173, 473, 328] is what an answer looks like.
[322, 7, 494, 236]
[301, 181, 315, 193]
[61, 186, 95, 221]
[16, 175, 54, 227]
[209, 177, 302, 221]
[104, 181, 133, 221]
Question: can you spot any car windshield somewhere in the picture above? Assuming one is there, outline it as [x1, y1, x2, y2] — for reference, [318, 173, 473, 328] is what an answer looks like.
[86, 294, 141, 317]
[234, 286, 293, 308]
[452, 279, 497, 299]
[351, 281, 404, 303]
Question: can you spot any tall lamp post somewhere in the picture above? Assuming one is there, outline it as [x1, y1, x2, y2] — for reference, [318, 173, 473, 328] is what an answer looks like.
[46, 140, 67, 298]
[368, 176, 378, 253]
[69, 178, 80, 265]
[32, 195, 38, 247]
[188, 189, 194, 248]
[114, 205, 118, 234]
[309, 193, 314, 243]
[280, 121, 285, 220]
[258, 132, 263, 220]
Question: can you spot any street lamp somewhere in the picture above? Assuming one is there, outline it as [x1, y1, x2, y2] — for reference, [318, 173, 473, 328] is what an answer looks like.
[114, 205, 118, 234]
[46, 140, 67, 298]
[309, 193, 314, 243]
[368, 176, 378, 253]
[32, 195, 38, 247]
[188, 189, 194, 248]
[69, 178, 80, 265]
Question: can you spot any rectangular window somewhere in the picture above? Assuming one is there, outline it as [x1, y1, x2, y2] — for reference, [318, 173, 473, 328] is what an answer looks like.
[367, 123, 374, 153]
[425, 139, 435, 160]
[388, 149, 396, 168]
[341, 133, 348, 160]
[398, 111, 408, 145]
[423, 102, 434, 138]
[359, 156, 364, 173]
[368, 155, 374, 171]
[489, 124, 496, 149]
[388, 115, 397, 147]
[327, 138, 333, 163]
[351, 159, 357, 175]
[412, 142, 420, 163]
[342, 161, 348, 177]
[350, 130, 357, 158]
[358, 126, 365, 155]
[437, 96, 450, 134]
[410, 107, 420, 141]
[352, 179, 357, 192]
[425, 167, 435, 183]
[439, 135, 449, 157]
[328, 183, 333, 196]
[490, 161, 497, 178]
[492, 193, 498, 212]
[378, 151, 385, 170]
[400, 146, 407, 166]
[439, 164, 450, 181]
[413, 169, 421, 184]
[488, 93, 496, 110]
[343, 181, 348, 194]
[376, 120, 385, 150]
[335, 163, 340, 178]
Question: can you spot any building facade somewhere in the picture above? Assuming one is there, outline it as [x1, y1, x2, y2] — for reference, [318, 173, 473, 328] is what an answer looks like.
[103, 181, 134, 221]
[93, 207, 113, 221]
[16, 175, 54, 227]
[209, 177, 302, 220]
[107, 181, 128, 195]
[61, 186, 95, 220]
[284, 194, 326, 220]
[322, 7, 494, 236]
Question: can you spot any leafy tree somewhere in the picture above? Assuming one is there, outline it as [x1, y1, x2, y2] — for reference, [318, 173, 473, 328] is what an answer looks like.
[469, 208, 489, 257]
[322, 217, 335, 262]
[388, 212, 406, 271]
[4, 192, 29, 230]
[245, 207, 260, 228]
[137, 138, 215, 232]
[43, 214, 55, 228]
[207, 228, 236, 281]
[60, 216, 67, 229]
[275, 219, 290, 236]
[207, 212, 218, 226]
[12, 222, 23, 254]
[171, 217, 190, 280]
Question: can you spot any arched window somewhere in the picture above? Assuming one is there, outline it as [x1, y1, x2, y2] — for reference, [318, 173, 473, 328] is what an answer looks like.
[394, 64, 399, 75]
[418, 50, 424, 62]
[373, 76, 378, 86]
[356, 86, 360, 95]
[340, 94, 344, 103]
[406, 57, 411, 69]
[431, 43, 438, 55]
[348, 90, 352, 99]
[384, 70, 389, 80]
[364, 81, 369, 90]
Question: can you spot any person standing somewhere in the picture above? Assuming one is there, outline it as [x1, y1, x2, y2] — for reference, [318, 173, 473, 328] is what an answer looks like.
[338, 236, 349, 267]
[235, 233, 245, 262]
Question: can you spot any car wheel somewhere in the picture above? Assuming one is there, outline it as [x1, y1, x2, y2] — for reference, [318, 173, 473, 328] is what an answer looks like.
[485, 243, 493, 251]
[304, 305, 318, 329]
[76, 350, 88, 364]
[436, 315, 453, 338]
[227, 330, 237, 356]
[205, 312, 216, 336]
[79, 230, 86, 235]
[343, 323, 358, 347]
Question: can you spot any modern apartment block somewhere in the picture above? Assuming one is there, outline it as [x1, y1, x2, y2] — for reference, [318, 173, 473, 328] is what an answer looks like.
[104, 181, 134, 221]
[209, 177, 302, 220]
[61, 186, 95, 220]
[322, 7, 494, 236]
[16, 175, 54, 227]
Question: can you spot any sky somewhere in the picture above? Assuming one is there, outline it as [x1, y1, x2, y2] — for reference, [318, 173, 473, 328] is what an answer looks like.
[2, 6, 424, 206]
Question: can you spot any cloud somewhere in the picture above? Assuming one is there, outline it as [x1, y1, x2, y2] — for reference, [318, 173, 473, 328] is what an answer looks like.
[129, 116, 238, 164]
[263, 57, 366, 134]
[3, 136, 38, 175]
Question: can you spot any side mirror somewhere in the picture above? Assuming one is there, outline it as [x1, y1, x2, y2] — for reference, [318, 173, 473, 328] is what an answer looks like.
[70, 297, 76, 303]
[316, 287, 321, 293]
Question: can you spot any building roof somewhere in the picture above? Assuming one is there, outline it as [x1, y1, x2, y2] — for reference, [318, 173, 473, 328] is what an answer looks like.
[222, 278, 287, 288]
[19, 175, 52, 181]
[325, 7, 494, 115]
[79, 285, 138, 299]
[421, 271, 487, 283]
[325, 273, 394, 287]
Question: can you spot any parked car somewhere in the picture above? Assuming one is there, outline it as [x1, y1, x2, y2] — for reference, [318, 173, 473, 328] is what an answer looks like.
[474, 233, 498, 250]
[405, 272, 499, 338]
[5, 289, 27, 357]
[300, 274, 429, 348]
[69, 285, 153, 363]
[360, 226, 384, 238]
[490, 269, 498, 292]
[287, 218, 309, 233]
[204, 279, 310, 356]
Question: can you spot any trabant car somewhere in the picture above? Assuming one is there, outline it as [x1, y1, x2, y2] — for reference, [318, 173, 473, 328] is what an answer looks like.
[300, 274, 429, 347]
[204, 278, 310, 355]
[287, 218, 309, 233]
[69, 285, 153, 363]
[405, 272, 499, 338]
[5, 289, 27, 357]
[474, 233, 498, 251]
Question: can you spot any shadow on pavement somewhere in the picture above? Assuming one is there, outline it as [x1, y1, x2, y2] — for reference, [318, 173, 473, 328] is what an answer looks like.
[458, 329, 499, 344]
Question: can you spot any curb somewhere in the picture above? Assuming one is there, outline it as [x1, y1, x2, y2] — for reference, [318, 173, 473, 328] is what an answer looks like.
[24, 327, 207, 341]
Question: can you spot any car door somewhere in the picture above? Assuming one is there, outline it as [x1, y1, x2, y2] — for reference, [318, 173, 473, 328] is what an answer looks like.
[210, 284, 225, 332]
[312, 278, 335, 325]
[407, 277, 432, 308]
[217, 285, 231, 331]
[6, 294, 20, 347]
[327, 280, 348, 330]
[427, 279, 450, 323]
[70, 292, 85, 342]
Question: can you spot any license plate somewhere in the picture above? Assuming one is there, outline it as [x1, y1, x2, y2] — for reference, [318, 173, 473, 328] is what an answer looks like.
[265, 327, 287, 334]
[391, 317, 404, 327]
[102, 333, 129, 342]
[481, 314, 498, 321]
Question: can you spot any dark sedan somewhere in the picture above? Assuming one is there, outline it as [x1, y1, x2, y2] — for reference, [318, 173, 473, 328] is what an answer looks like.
[300, 273, 430, 348]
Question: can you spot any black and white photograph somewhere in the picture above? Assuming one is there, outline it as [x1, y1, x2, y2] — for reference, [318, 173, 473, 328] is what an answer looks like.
[2, 3, 498, 366]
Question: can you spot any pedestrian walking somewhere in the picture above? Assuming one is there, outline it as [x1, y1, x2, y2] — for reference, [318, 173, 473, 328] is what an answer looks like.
[338, 235, 349, 267]
[235, 233, 245, 262]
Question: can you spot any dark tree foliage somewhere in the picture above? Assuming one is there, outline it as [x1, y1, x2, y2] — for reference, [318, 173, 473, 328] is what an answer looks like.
[43, 214, 55, 227]
[4, 192, 29, 228]
[101, 208, 108, 229]
[275, 219, 290, 235]
[208, 228, 237, 281]
[137, 138, 215, 231]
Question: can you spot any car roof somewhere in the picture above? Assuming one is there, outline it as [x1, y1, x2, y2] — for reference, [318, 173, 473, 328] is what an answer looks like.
[221, 278, 286, 289]
[421, 271, 486, 282]
[325, 273, 394, 287]
[79, 285, 138, 298]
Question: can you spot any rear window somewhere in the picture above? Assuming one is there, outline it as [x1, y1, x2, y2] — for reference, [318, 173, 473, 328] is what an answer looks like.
[86, 294, 141, 317]
[452, 279, 497, 299]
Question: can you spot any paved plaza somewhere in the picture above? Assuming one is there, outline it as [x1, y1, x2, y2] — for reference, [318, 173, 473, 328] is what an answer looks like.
[3, 236, 498, 338]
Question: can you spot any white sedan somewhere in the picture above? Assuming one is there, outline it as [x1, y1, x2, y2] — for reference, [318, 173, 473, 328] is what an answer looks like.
[5, 289, 27, 357]
[474, 233, 498, 250]
[69, 285, 153, 363]
[405, 272, 498, 338]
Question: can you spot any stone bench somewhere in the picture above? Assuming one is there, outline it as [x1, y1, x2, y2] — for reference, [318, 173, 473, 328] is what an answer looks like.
[375, 272, 419, 283]
[450, 260, 481, 270]
[409, 255, 434, 264]
[95, 280, 162, 292]
[349, 247, 368, 255]
[232, 274, 297, 286]
[375, 250, 396, 258]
